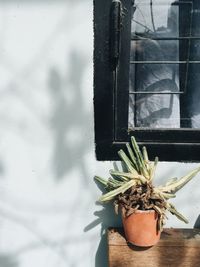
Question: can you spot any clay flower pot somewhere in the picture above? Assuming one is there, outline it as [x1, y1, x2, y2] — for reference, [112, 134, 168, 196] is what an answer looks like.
[122, 210, 161, 247]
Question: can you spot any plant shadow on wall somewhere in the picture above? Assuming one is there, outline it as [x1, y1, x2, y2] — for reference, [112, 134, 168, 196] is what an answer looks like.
[85, 206, 121, 267]
[0, 47, 92, 266]
[0, 254, 18, 267]
[84, 165, 122, 267]
[48, 49, 92, 182]
[0, 0, 92, 266]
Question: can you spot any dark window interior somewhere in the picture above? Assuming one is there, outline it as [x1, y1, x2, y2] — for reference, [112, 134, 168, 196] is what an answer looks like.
[94, 0, 200, 161]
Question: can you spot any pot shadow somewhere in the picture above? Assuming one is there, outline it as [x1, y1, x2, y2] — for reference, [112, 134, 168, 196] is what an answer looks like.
[0, 254, 18, 267]
[84, 203, 121, 267]
[48, 49, 91, 183]
[95, 231, 108, 267]
[94, 228, 152, 267]
[127, 242, 153, 251]
[194, 214, 200, 229]
[193, 215, 200, 266]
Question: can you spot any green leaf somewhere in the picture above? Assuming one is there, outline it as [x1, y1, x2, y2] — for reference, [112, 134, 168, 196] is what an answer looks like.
[142, 146, 149, 162]
[161, 192, 176, 199]
[131, 137, 150, 178]
[150, 157, 159, 180]
[110, 170, 130, 181]
[126, 143, 139, 171]
[167, 203, 189, 224]
[108, 177, 123, 186]
[110, 170, 146, 184]
[118, 150, 138, 176]
[98, 180, 136, 202]
[131, 137, 145, 164]
[166, 177, 178, 186]
[162, 166, 200, 194]
[94, 176, 108, 186]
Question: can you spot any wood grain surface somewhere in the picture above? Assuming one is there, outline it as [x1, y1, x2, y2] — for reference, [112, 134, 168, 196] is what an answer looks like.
[108, 228, 200, 267]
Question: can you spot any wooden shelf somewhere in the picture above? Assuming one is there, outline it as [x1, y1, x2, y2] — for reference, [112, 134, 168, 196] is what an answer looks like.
[108, 228, 200, 267]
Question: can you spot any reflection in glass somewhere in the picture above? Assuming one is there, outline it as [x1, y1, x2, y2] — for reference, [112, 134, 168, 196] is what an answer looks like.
[130, 39, 188, 62]
[132, 3, 178, 37]
[129, 62, 181, 128]
[129, 0, 200, 129]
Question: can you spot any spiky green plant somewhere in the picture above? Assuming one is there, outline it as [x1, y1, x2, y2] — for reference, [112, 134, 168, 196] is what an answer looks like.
[95, 136, 200, 230]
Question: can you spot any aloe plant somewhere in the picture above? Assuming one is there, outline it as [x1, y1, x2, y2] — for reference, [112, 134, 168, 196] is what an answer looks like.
[94, 136, 200, 230]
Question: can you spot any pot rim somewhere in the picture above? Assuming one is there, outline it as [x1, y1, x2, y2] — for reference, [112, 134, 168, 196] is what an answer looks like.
[134, 209, 155, 214]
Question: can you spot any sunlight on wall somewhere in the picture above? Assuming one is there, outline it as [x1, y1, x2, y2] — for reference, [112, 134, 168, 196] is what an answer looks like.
[0, 1, 96, 267]
[0, 1, 199, 267]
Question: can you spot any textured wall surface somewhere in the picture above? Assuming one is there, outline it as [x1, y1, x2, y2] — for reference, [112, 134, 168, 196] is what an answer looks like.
[0, 1, 199, 267]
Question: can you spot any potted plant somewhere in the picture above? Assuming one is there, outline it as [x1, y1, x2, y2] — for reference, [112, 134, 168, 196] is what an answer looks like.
[95, 136, 200, 247]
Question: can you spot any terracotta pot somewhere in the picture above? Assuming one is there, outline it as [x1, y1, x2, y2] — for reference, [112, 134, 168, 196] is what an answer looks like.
[122, 210, 161, 247]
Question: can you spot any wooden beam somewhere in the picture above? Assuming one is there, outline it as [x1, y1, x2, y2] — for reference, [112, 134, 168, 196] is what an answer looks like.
[108, 228, 200, 267]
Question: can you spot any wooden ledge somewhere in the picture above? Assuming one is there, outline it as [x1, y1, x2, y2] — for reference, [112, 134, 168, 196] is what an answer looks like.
[108, 228, 200, 267]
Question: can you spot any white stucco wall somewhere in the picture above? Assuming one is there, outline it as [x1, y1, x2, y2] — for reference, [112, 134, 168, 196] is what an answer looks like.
[0, 1, 199, 267]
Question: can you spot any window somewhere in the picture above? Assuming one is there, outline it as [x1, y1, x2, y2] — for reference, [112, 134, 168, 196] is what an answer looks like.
[94, 0, 200, 161]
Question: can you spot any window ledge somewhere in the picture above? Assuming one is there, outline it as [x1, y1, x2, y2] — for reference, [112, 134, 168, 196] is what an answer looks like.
[108, 227, 200, 267]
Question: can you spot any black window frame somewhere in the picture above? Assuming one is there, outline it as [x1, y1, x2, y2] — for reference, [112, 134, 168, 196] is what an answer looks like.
[94, 0, 200, 161]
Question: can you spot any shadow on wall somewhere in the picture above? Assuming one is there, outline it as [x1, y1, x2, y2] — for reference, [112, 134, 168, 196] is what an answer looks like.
[48, 49, 92, 182]
[194, 214, 200, 228]
[0, 0, 92, 266]
[0, 254, 18, 267]
[0, 0, 84, 3]
[0, 46, 92, 267]
[85, 204, 121, 267]
[84, 178, 122, 267]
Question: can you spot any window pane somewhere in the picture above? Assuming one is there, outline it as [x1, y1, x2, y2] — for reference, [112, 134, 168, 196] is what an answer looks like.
[189, 40, 200, 61]
[130, 39, 188, 62]
[184, 63, 200, 128]
[129, 63, 182, 128]
[129, 63, 185, 93]
[129, 1, 200, 129]
[131, 0, 193, 38]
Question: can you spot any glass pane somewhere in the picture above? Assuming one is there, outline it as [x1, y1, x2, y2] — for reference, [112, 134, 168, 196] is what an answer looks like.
[129, 1, 200, 129]
[129, 63, 183, 128]
[130, 39, 188, 62]
[183, 63, 200, 128]
[191, 3, 200, 37]
[189, 40, 200, 61]
[129, 63, 186, 93]
[131, 0, 192, 39]
[129, 92, 180, 128]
